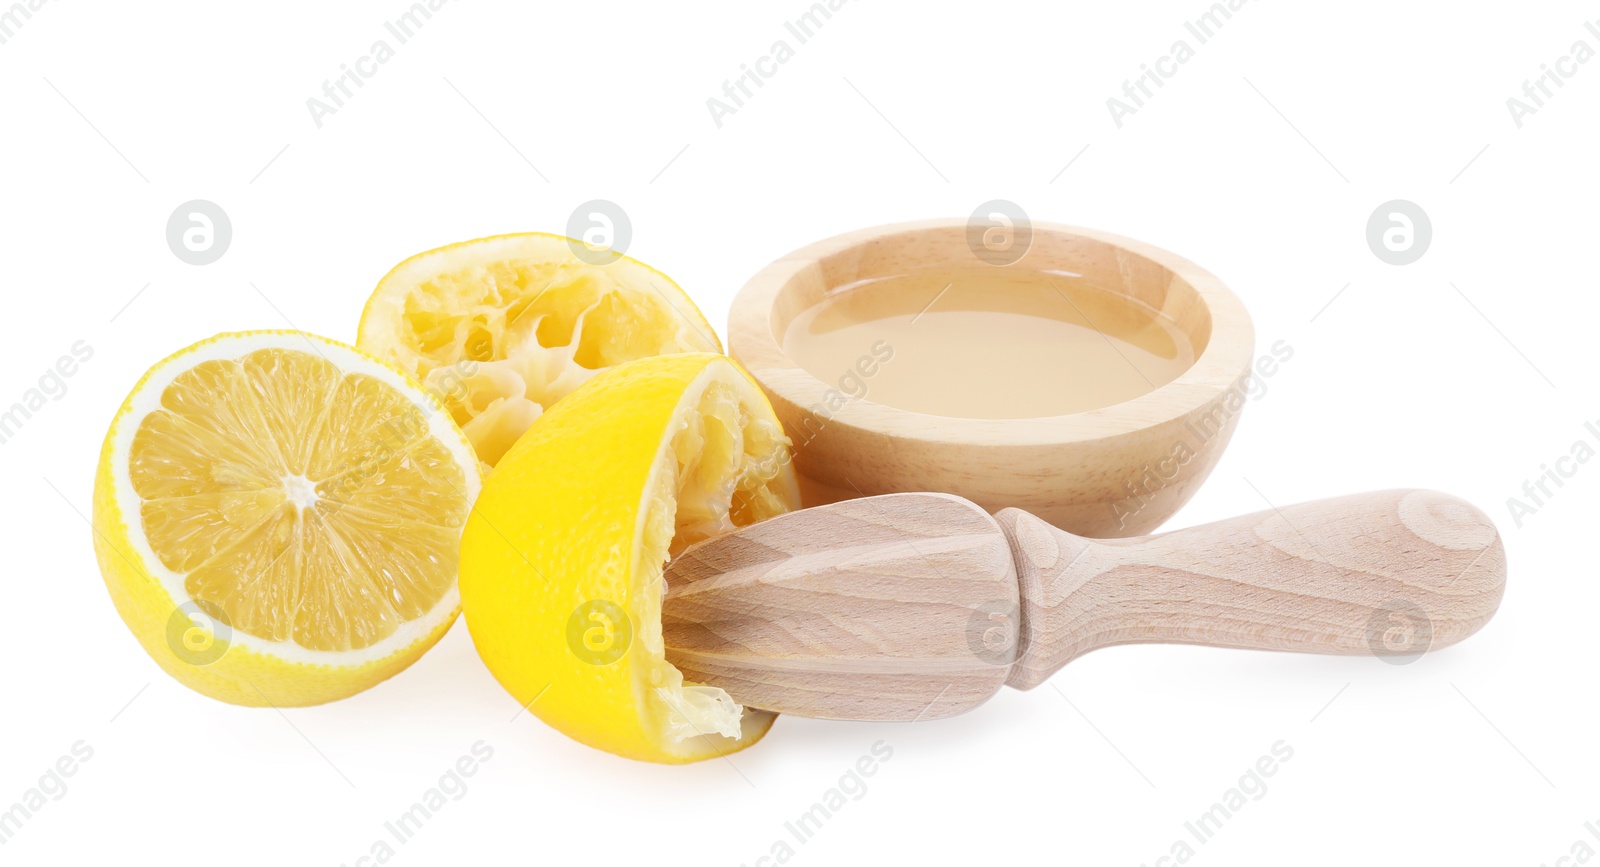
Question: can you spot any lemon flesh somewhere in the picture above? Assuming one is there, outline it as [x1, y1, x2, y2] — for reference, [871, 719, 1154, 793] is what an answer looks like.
[94, 332, 480, 706]
[459, 353, 798, 763]
[642, 369, 795, 742]
[357, 234, 721, 467]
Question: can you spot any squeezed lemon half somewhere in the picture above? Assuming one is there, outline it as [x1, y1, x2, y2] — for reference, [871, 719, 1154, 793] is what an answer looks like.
[458, 353, 799, 763]
[92, 331, 480, 706]
[356, 233, 721, 467]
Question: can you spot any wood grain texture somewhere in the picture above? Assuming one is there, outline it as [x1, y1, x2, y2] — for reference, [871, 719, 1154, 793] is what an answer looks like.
[660, 490, 1507, 721]
[999, 489, 1506, 690]
[663, 493, 1016, 721]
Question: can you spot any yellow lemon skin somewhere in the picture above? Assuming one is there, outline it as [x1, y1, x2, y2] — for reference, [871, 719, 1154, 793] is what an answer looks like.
[459, 353, 792, 763]
[92, 331, 477, 708]
[92, 498, 454, 708]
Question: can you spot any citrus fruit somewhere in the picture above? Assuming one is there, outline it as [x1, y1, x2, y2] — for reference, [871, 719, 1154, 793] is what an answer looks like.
[356, 233, 721, 468]
[92, 331, 481, 707]
[458, 353, 799, 763]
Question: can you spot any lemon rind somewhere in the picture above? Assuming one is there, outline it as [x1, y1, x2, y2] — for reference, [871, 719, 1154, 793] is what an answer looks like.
[631, 356, 796, 755]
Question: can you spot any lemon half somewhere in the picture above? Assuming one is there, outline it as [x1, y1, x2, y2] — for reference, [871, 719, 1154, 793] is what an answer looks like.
[356, 233, 721, 467]
[459, 353, 799, 763]
[92, 331, 481, 707]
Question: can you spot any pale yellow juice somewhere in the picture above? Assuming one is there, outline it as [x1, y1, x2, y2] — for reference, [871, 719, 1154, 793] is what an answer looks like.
[783, 267, 1195, 419]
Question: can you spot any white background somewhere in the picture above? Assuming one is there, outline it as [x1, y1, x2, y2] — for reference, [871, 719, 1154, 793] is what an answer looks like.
[1, 1, 1596, 864]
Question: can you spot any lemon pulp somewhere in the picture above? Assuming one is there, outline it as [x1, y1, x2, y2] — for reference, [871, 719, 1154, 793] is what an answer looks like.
[641, 375, 794, 741]
[127, 347, 471, 652]
[358, 234, 720, 466]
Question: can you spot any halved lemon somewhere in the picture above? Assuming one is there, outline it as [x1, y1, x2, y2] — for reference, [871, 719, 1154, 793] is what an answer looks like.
[356, 233, 721, 468]
[92, 331, 481, 707]
[458, 353, 798, 763]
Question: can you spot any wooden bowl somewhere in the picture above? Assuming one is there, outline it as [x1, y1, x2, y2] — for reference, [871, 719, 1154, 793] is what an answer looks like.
[727, 219, 1255, 537]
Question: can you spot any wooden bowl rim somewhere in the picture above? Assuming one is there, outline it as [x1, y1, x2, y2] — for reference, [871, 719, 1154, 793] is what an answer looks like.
[728, 219, 1255, 446]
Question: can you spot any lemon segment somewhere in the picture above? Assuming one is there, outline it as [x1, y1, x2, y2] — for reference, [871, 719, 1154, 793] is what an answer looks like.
[356, 233, 721, 467]
[459, 353, 798, 763]
[93, 331, 481, 707]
